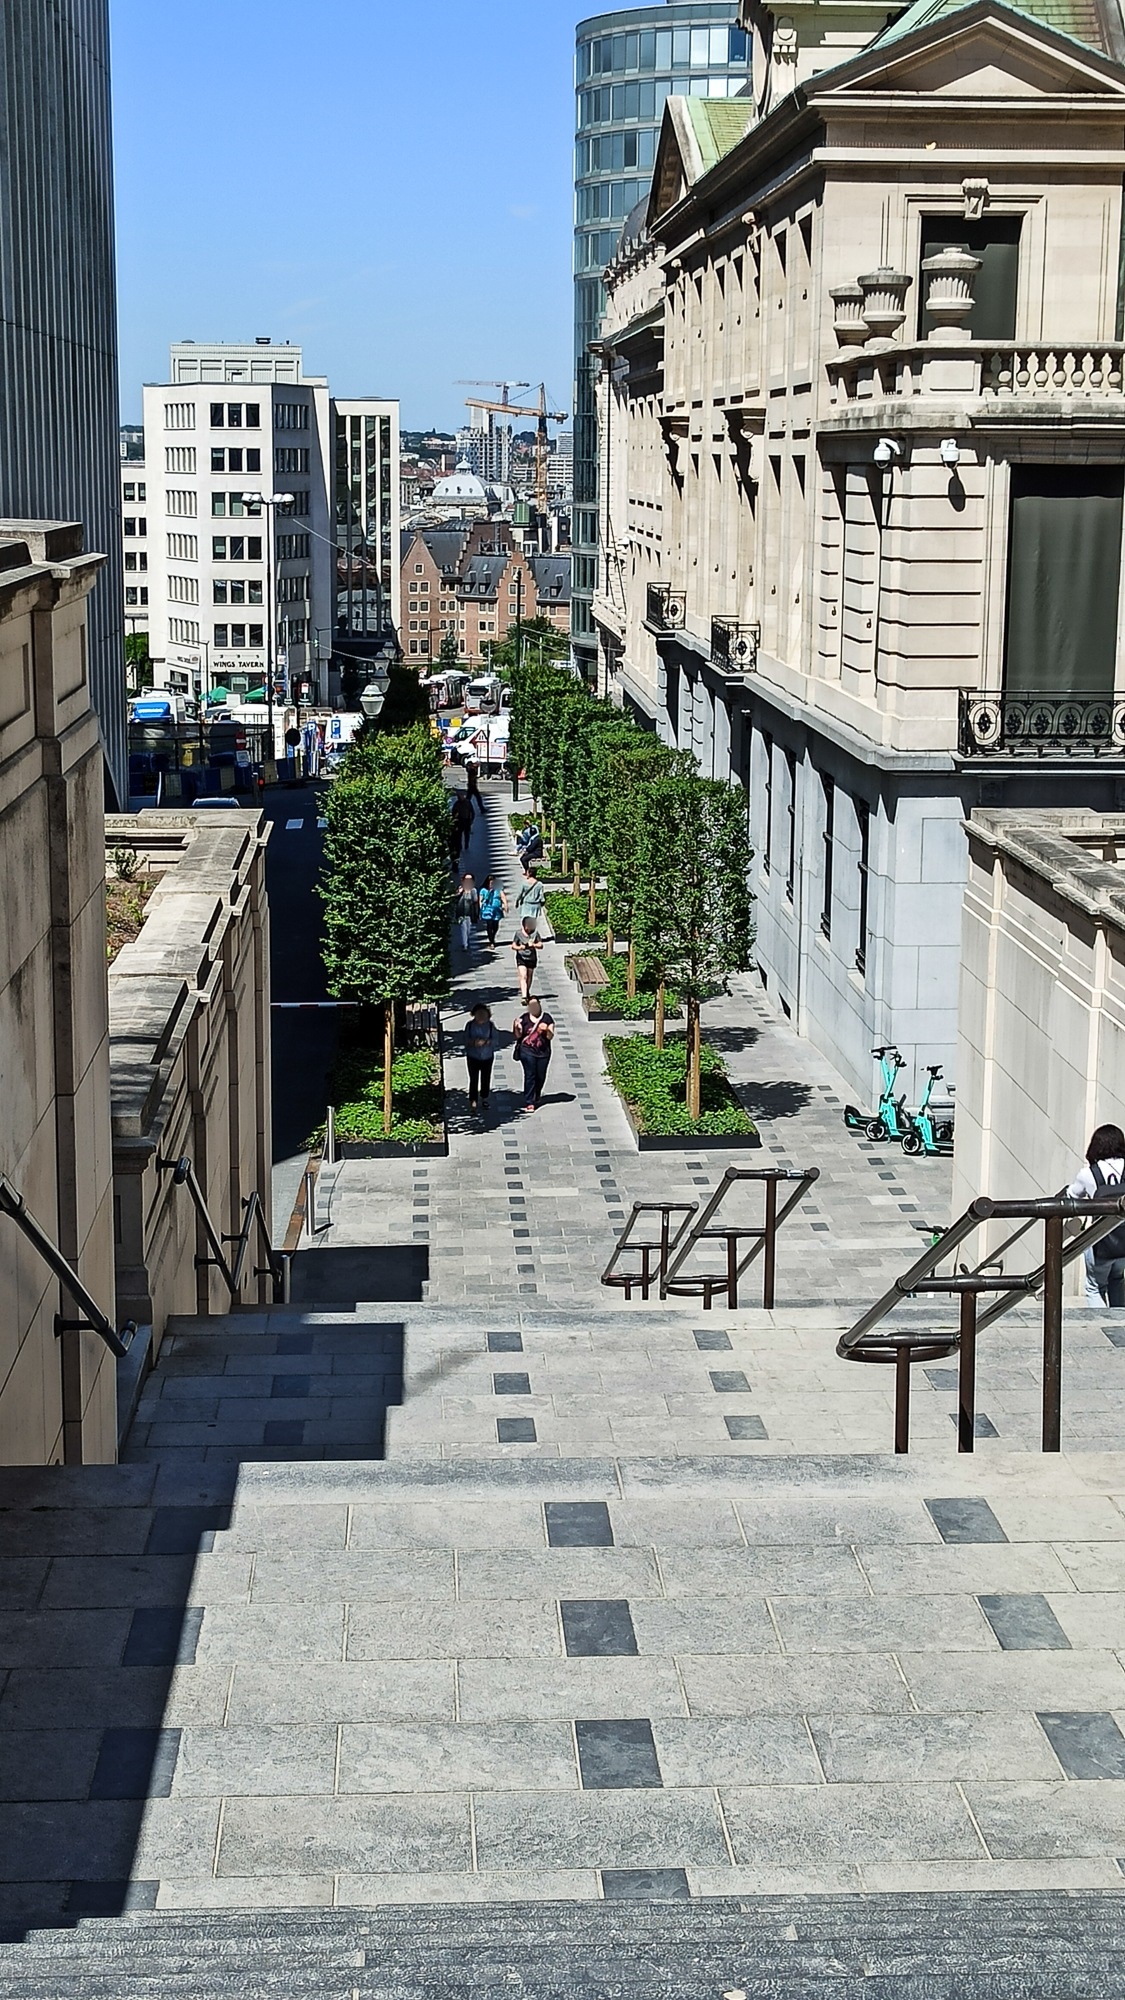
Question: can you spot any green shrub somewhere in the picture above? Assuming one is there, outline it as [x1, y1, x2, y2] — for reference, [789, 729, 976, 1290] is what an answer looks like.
[545, 890, 608, 941]
[603, 1034, 755, 1138]
[318, 1045, 442, 1147]
[591, 957, 682, 1020]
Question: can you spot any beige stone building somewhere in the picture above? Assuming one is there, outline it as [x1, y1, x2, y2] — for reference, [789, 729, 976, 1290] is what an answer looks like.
[0, 523, 118, 1464]
[594, 0, 1125, 1102]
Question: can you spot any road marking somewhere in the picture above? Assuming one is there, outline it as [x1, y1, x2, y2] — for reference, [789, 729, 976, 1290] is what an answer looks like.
[285, 817, 304, 830]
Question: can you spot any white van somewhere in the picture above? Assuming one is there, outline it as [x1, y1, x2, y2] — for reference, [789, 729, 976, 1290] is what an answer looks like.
[465, 675, 502, 715]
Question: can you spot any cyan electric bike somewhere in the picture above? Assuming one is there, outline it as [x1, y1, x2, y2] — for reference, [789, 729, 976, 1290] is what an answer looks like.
[843, 1047, 910, 1143]
[900, 1064, 956, 1156]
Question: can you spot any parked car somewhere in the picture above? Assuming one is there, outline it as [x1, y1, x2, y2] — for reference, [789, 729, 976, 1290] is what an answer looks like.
[189, 795, 243, 810]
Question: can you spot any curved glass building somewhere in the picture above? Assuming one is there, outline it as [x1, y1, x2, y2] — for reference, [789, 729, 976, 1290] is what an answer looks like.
[572, 5, 752, 677]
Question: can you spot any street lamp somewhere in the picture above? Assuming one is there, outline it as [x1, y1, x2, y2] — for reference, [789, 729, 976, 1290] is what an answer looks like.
[242, 491, 294, 776]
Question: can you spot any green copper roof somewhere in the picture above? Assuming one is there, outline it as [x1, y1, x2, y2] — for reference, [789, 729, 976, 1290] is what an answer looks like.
[871, 0, 1119, 56]
[683, 96, 755, 172]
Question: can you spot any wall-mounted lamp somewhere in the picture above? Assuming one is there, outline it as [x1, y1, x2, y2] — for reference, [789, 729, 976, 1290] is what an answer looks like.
[873, 437, 901, 468]
[939, 438, 961, 467]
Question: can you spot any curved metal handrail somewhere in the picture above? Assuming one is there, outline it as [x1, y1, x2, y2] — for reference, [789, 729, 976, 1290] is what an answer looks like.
[0, 1175, 136, 1359]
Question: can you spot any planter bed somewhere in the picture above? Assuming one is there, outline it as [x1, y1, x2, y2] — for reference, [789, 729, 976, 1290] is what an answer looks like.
[603, 1033, 759, 1151]
[545, 889, 609, 943]
[320, 1042, 448, 1158]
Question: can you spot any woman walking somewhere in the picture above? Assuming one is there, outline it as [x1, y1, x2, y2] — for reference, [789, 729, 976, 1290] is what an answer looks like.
[479, 875, 507, 950]
[464, 1002, 498, 1117]
[1068, 1123, 1125, 1306]
[512, 995, 555, 1113]
[511, 917, 542, 1003]
[454, 873, 479, 955]
[515, 863, 546, 932]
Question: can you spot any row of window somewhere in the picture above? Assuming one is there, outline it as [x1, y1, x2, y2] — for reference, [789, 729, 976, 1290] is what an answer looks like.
[164, 489, 310, 521]
[213, 580, 262, 605]
[578, 24, 748, 80]
[212, 492, 262, 518]
[276, 572, 309, 602]
[760, 743, 871, 975]
[576, 228, 629, 271]
[212, 536, 263, 561]
[578, 72, 742, 130]
[276, 533, 310, 559]
[124, 552, 147, 571]
[275, 448, 309, 473]
[213, 623, 264, 650]
[125, 587, 148, 607]
[210, 448, 262, 473]
[577, 128, 657, 179]
[123, 517, 146, 537]
[122, 482, 146, 503]
[577, 177, 649, 224]
[168, 617, 199, 643]
[276, 403, 309, 430]
[209, 402, 260, 429]
[168, 574, 197, 604]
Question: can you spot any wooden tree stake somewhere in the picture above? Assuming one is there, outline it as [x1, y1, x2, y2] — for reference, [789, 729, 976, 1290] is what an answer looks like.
[383, 1002, 395, 1138]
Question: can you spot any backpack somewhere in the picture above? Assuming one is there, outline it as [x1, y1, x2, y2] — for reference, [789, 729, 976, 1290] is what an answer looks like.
[1090, 1161, 1125, 1259]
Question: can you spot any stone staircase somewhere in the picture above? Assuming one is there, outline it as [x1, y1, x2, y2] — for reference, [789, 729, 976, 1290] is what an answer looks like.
[4, 1295, 1125, 1991]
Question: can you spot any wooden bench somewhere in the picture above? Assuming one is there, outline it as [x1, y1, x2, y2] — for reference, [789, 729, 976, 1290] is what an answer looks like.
[404, 1002, 440, 1050]
[568, 954, 608, 991]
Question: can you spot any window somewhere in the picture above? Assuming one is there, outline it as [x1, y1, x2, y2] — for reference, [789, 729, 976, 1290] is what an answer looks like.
[168, 617, 199, 644]
[227, 404, 242, 428]
[167, 532, 197, 560]
[414, 563, 424, 574]
[276, 402, 309, 429]
[123, 483, 136, 502]
[274, 448, 309, 473]
[125, 586, 138, 605]
[213, 624, 228, 648]
[784, 748, 798, 903]
[249, 624, 264, 647]
[230, 624, 246, 647]
[276, 533, 309, 559]
[820, 774, 834, 939]
[124, 552, 137, 571]
[213, 581, 227, 605]
[212, 494, 226, 517]
[1005, 465, 1124, 697]
[762, 732, 773, 873]
[164, 402, 195, 430]
[856, 801, 871, 975]
[229, 536, 245, 561]
[229, 581, 245, 605]
[210, 401, 260, 429]
[140, 586, 149, 605]
[213, 537, 226, 559]
[919, 215, 1022, 340]
[211, 403, 224, 428]
[248, 537, 262, 560]
[165, 490, 197, 516]
[123, 518, 136, 537]
[165, 446, 195, 474]
[248, 580, 263, 603]
[209, 446, 258, 474]
[168, 574, 198, 604]
[137, 483, 146, 502]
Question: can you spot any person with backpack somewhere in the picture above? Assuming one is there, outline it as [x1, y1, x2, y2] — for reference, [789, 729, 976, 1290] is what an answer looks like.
[510, 917, 542, 1002]
[479, 875, 507, 950]
[1068, 1123, 1125, 1306]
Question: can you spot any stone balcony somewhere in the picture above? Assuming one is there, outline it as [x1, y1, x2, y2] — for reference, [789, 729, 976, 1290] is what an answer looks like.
[825, 339, 1125, 430]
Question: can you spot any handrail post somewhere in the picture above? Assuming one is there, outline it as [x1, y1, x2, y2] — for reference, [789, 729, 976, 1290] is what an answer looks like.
[762, 1176, 778, 1309]
[1042, 1211, 1064, 1452]
[304, 1168, 316, 1240]
[957, 1290, 978, 1453]
[894, 1346, 911, 1454]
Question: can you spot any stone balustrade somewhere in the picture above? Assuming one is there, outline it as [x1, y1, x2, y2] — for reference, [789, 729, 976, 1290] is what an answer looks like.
[827, 339, 1125, 405]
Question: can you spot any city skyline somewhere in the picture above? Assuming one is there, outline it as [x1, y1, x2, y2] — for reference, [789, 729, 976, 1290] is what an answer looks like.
[110, 0, 596, 432]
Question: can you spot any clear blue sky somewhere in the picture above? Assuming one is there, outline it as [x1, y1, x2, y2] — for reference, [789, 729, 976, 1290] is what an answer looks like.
[110, 0, 590, 432]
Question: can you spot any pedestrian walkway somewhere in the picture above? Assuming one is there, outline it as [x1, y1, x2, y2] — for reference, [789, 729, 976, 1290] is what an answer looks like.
[315, 781, 954, 1317]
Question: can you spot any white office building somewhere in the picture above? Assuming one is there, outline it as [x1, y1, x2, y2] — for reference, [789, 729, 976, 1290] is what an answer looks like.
[120, 456, 149, 636]
[142, 341, 400, 709]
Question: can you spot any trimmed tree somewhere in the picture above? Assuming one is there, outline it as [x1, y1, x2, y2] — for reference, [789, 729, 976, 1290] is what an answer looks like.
[631, 776, 754, 1115]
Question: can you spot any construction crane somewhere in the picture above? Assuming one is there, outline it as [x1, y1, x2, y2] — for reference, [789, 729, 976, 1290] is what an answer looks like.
[459, 382, 568, 515]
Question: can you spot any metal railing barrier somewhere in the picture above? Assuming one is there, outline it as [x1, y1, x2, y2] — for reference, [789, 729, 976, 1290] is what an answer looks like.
[0, 1174, 136, 1358]
[838, 1190, 1125, 1453]
[600, 1167, 819, 1309]
[157, 1154, 289, 1304]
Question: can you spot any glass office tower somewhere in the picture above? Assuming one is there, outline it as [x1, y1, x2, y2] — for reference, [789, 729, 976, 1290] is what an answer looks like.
[572, 4, 752, 677]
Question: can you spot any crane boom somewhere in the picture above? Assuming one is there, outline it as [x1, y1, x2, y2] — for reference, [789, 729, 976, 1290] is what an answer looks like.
[461, 383, 568, 514]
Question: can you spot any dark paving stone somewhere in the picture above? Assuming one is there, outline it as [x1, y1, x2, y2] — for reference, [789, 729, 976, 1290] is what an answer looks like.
[601, 1868, 691, 1901]
[561, 1600, 637, 1658]
[545, 1501, 614, 1548]
[811, 1222, 830, 1232]
[122, 1607, 202, 1668]
[725, 1415, 768, 1441]
[948, 1412, 999, 1440]
[487, 1332, 524, 1353]
[275, 1333, 314, 1356]
[709, 1370, 751, 1394]
[263, 1420, 306, 1446]
[576, 1718, 662, 1790]
[494, 1373, 531, 1396]
[144, 1507, 226, 1556]
[89, 1728, 180, 1800]
[271, 1375, 311, 1399]
[1104, 1326, 1125, 1348]
[692, 1329, 732, 1353]
[979, 1594, 1071, 1651]
[1038, 1710, 1125, 1779]
[497, 1418, 537, 1444]
[926, 1498, 1008, 1545]
[66, 1880, 159, 1917]
[289, 1248, 425, 1305]
[925, 1369, 960, 1391]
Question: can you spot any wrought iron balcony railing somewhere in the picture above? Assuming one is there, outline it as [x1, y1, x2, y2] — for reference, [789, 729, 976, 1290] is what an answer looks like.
[959, 689, 1125, 757]
[645, 583, 687, 632]
[711, 617, 760, 676]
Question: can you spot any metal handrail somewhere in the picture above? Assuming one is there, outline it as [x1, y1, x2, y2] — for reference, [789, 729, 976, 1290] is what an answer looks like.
[664, 1166, 820, 1309]
[839, 1190, 1125, 1453]
[601, 1201, 697, 1300]
[158, 1154, 288, 1303]
[0, 1174, 136, 1359]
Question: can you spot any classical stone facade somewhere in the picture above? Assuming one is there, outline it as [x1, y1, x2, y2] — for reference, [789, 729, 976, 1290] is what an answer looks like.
[0, 522, 117, 1464]
[956, 809, 1125, 1225]
[594, 0, 1125, 1103]
[106, 811, 273, 1367]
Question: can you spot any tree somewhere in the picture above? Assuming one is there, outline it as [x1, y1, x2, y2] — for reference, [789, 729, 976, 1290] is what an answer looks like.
[601, 737, 686, 988]
[124, 631, 153, 692]
[438, 630, 461, 670]
[632, 776, 754, 1114]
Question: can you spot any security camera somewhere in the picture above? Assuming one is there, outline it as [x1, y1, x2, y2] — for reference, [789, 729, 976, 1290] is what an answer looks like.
[939, 437, 961, 466]
[873, 437, 901, 468]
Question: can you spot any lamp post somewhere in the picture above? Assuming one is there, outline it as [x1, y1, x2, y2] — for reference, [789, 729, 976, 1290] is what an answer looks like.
[242, 491, 294, 780]
[358, 643, 396, 728]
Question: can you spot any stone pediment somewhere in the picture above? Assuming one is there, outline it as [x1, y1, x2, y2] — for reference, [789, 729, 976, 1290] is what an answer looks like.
[812, 4, 1125, 98]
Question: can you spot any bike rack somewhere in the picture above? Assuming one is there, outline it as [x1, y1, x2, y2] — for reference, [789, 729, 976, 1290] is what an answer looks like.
[600, 1167, 819, 1310]
[601, 1202, 697, 1300]
[838, 1191, 1125, 1453]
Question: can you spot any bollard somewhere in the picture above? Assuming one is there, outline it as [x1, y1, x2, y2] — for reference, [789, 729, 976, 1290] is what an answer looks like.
[325, 1107, 336, 1166]
[304, 1169, 316, 1239]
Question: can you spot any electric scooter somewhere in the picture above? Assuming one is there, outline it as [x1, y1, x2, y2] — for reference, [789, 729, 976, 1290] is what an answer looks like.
[901, 1065, 955, 1156]
[843, 1047, 910, 1143]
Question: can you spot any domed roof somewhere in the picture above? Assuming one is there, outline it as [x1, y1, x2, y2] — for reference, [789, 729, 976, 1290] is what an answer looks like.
[617, 195, 651, 255]
[433, 462, 487, 501]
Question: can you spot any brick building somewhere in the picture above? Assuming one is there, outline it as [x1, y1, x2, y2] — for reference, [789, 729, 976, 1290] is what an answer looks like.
[400, 524, 570, 665]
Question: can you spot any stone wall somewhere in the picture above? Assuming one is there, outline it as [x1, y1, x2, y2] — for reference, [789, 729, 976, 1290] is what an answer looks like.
[106, 811, 272, 1363]
[955, 810, 1125, 1224]
[0, 521, 117, 1464]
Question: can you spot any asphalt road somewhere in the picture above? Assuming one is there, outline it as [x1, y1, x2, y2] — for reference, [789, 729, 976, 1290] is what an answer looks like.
[259, 783, 336, 1231]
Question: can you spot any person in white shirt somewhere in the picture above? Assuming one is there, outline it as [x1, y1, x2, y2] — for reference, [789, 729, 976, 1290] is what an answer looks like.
[1068, 1123, 1125, 1307]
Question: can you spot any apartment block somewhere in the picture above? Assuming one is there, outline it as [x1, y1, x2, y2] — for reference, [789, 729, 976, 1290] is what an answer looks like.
[401, 524, 570, 666]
